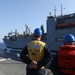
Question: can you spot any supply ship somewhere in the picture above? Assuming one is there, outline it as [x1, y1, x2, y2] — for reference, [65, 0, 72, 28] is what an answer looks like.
[3, 8, 75, 52]
[3, 25, 46, 50]
[3, 25, 33, 49]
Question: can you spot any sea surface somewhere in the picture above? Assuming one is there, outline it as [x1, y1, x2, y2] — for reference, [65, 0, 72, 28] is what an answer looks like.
[0, 43, 56, 57]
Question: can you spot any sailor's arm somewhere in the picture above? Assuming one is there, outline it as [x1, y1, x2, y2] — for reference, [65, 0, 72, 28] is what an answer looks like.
[20, 46, 32, 64]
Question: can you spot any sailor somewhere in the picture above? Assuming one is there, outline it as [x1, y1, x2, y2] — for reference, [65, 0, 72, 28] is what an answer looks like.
[49, 34, 75, 75]
[20, 28, 52, 75]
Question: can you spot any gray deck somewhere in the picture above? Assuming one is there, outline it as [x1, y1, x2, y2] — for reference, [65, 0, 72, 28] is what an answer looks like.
[0, 48, 26, 75]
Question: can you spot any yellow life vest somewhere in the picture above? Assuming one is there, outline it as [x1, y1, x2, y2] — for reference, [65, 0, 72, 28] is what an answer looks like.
[27, 40, 45, 62]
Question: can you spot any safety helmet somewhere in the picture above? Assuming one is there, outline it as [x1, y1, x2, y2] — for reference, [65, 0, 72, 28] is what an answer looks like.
[34, 28, 42, 36]
[63, 34, 75, 42]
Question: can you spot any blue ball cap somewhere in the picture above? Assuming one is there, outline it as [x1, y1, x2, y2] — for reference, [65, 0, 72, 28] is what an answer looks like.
[63, 34, 75, 42]
[34, 28, 42, 36]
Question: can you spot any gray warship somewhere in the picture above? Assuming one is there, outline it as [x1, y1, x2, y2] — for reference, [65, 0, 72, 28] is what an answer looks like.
[3, 25, 33, 49]
[3, 25, 46, 49]
[3, 10, 75, 52]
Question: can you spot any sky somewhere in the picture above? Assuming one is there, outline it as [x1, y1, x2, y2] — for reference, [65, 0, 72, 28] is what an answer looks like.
[0, 0, 75, 42]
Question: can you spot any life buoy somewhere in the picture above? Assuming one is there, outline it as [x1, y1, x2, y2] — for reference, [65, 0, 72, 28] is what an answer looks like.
[58, 45, 75, 75]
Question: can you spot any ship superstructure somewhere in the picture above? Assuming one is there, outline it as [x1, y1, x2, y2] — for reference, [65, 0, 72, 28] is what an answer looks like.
[3, 25, 32, 49]
[47, 13, 75, 51]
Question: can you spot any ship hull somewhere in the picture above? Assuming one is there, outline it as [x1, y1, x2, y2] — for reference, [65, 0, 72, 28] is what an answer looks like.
[3, 37, 31, 49]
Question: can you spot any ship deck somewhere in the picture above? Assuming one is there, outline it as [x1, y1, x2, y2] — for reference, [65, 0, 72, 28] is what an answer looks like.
[0, 48, 58, 75]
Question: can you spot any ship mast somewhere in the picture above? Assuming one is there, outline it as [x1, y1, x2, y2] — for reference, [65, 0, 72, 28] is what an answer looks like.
[61, 4, 65, 16]
[54, 5, 56, 18]
[61, 4, 62, 16]
[25, 24, 31, 35]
